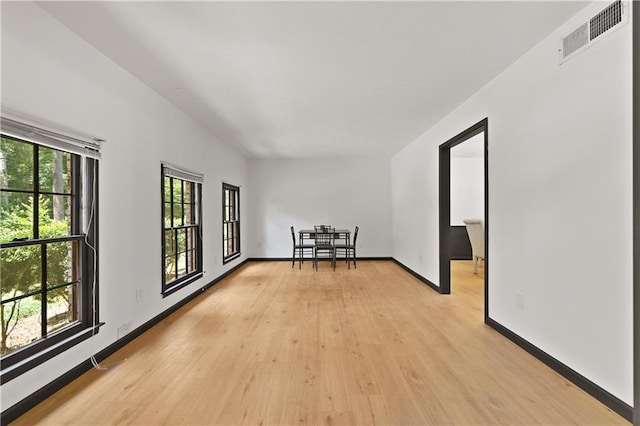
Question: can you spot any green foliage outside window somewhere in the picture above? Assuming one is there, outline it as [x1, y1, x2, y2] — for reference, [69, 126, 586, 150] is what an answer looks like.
[0, 136, 77, 356]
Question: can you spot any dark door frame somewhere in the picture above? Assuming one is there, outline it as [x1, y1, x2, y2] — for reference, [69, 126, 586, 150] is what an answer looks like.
[632, 1, 638, 424]
[439, 118, 488, 321]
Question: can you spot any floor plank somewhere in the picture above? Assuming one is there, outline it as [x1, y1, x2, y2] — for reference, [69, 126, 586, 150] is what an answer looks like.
[12, 260, 628, 425]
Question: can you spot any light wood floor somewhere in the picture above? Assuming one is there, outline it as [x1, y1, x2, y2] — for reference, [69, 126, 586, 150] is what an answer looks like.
[13, 260, 627, 425]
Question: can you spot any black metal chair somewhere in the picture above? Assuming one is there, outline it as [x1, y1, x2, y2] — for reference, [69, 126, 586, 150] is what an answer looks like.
[313, 226, 336, 271]
[334, 226, 358, 269]
[291, 226, 314, 269]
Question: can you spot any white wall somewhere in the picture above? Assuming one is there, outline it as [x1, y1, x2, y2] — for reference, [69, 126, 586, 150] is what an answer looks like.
[391, 1, 632, 406]
[1, 2, 248, 409]
[450, 157, 484, 225]
[450, 133, 484, 226]
[247, 157, 392, 258]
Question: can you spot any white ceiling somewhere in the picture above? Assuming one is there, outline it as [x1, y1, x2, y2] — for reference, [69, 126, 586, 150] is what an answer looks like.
[37, 1, 587, 159]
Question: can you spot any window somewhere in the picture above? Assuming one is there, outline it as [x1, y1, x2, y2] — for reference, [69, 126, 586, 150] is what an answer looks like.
[161, 164, 203, 296]
[222, 183, 240, 263]
[0, 126, 99, 382]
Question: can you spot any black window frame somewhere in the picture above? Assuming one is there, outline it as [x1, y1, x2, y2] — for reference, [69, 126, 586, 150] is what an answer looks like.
[0, 134, 100, 384]
[222, 182, 240, 264]
[161, 165, 203, 297]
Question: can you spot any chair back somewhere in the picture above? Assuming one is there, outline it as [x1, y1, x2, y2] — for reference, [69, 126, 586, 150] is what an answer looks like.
[463, 219, 484, 258]
[315, 226, 335, 247]
[290, 226, 296, 245]
[352, 226, 359, 246]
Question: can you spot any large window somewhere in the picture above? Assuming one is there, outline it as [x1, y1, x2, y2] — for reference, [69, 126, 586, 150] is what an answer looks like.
[161, 164, 203, 296]
[222, 183, 240, 263]
[0, 127, 99, 382]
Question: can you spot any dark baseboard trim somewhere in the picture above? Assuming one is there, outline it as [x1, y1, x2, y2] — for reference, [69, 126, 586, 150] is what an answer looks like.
[247, 257, 291, 261]
[486, 317, 633, 422]
[450, 256, 473, 261]
[387, 260, 632, 421]
[391, 258, 441, 293]
[6, 259, 628, 424]
[247, 257, 393, 262]
[1, 259, 250, 426]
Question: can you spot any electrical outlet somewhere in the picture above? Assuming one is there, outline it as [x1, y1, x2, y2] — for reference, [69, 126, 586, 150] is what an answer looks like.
[516, 293, 525, 310]
[135, 289, 143, 303]
[117, 321, 131, 339]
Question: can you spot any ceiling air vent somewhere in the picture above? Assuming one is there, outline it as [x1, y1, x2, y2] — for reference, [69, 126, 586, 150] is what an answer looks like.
[559, 0, 629, 64]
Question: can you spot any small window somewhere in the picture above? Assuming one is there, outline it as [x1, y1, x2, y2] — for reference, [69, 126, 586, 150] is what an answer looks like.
[0, 130, 99, 382]
[222, 183, 240, 263]
[161, 164, 203, 296]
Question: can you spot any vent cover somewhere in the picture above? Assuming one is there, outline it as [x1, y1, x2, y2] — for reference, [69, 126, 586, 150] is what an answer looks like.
[562, 23, 589, 58]
[590, 0, 623, 40]
[559, 0, 628, 64]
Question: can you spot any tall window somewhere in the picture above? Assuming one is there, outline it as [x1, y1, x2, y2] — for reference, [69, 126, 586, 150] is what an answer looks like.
[161, 164, 203, 296]
[222, 183, 240, 263]
[0, 122, 99, 382]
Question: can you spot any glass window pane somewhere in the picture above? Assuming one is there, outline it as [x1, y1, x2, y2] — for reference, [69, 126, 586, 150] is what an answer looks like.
[39, 195, 71, 238]
[46, 241, 77, 288]
[184, 182, 192, 204]
[165, 256, 176, 283]
[192, 248, 198, 270]
[184, 202, 192, 225]
[173, 203, 183, 226]
[164, 176, 171, 203]
[165, 230, 175, 256]
[39, 147, 72, 194]
[1, 294, 42, 356]
[229, 193, 236, 220]
[172, 179, 182, 203]
[177, 252, 187, 278]
[0, 137, 34, 191]
[47, 283, 79, 334]
[185, 227, 191, 255]
[164, 203, 172, 228]
[177, 228, 187, 254]
[189, 227, 198, 251]
[1, 246, 42, 299]
[0, 192, 34, 242]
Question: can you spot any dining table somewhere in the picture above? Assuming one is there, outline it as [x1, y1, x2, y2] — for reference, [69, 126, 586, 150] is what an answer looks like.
[298, 228, 351, 247]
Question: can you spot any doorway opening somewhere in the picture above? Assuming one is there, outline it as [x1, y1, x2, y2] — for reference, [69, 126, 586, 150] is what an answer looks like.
[439, 118, 488, 322]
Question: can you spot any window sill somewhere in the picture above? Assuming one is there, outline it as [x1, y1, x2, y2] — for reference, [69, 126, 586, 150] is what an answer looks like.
[1, 323, 104, 385]
[223, 252, 242, 265]
[162, 272, 204, 298]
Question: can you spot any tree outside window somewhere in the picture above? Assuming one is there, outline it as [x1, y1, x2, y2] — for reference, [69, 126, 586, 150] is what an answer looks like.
[0, 134, 97, 379]
[161, 165, 203, 296]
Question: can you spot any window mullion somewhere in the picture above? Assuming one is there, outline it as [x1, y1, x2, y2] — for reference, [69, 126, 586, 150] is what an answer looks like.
[170, 177, 174, 229]
[174, 229, 179, 281]
[41, 243, 48, 338]
[71, 156, 81, 235]
[33, 145, 39, 239]
[181, 180, 185, 227]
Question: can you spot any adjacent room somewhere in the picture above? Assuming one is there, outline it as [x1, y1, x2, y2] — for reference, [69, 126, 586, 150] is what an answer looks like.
[1, 1, 635, 424]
